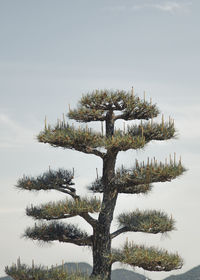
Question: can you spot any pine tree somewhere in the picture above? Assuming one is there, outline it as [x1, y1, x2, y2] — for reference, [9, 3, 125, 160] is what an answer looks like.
[13, 89, 185, 280]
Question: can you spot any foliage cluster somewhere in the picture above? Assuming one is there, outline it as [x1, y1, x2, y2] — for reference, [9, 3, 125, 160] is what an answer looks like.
[5, 262, 94, 280]
[111, 242, 183, 271]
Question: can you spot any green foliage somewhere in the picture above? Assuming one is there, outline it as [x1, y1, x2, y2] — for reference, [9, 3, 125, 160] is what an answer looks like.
[88, 158, 185, 193]
[5, 262, 92, 280]
[88, 178, 152, 194]
[105, 134, 145, 151]
[69, 107, 105, 122]
[8, 89, 186, 279]
[114, 159, 186, 186]
[118, 210, 175, 234]
[38, 123, 103, 150]
[26, 197, 101, 220]
[128, 119, 176, 141]
[111, 242, 183, 271]
[24, 222, 89, 243]
[68, 90, 159, 122]
[16, 169, 74, 191]
[38, 123, 146, 152]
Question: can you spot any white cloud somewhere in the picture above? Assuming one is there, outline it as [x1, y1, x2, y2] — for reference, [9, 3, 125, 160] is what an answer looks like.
[105, 1, 191, 14]
[152, 2, 191, 13]
[0, 113, 35, 148]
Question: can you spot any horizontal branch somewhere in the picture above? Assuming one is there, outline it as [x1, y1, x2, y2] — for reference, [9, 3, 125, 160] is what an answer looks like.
[110, 227, 128, 239]
[26, 197, 101, 221]
[88, 178, 152, 195]
[38, 123, 105, 158]
[38, 122, 148, 154]
[113, 158, 186, 189]
[24, 222, 92, 246]
[110, 242, 183, 271]
[117, 184, 152, 194]
[16, 169, 75, 192]
[128, 118, 176, 142]
[117, 210, 175, 234]
[89, 157, 185, 194]
[114, 102, 159, 121]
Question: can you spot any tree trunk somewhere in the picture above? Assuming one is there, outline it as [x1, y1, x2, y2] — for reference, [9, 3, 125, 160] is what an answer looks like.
[91, 150, 118, 280]
[91, 110, 118, 280]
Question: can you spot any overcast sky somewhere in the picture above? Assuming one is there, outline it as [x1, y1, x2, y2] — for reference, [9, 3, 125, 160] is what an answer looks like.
[0, 0, 200, 279]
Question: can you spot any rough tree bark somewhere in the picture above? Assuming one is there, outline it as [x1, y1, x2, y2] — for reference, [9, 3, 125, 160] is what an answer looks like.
[91, 111, 118, 280]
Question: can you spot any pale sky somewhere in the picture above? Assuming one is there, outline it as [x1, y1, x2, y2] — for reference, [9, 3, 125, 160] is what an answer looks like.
[0, 0, 200, 279]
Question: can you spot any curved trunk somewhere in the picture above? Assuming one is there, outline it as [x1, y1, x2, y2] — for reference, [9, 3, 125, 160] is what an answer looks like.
[91, 111, 118, 280]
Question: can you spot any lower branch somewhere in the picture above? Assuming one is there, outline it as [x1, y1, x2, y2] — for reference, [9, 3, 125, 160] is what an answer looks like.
[110, 242, 183, 271]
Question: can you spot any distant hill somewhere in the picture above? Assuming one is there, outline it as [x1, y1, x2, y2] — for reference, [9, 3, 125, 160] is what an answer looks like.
[163, 265, 200, 280]
[62, 262, 148, 279]
[2, 263, 200, 280]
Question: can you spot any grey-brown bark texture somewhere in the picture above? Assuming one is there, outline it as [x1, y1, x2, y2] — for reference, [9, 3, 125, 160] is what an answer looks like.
[11, 89, 186, 280]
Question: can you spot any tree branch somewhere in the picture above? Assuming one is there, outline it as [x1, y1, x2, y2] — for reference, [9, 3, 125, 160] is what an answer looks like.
[24, 222, 91, 246]
[79, 212, 98, 228]
[59, 235, 93, 246]
[110, 227, 128, 239]
[110, 243, 183, 271]
[84, 147, 105, 158]
[37, 124, 105, 158]
[55, 187, 80, 199]
[114, 113, 127, 121]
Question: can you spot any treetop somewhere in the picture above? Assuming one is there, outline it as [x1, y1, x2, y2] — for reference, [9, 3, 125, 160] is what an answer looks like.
[68, 89, 159, 122]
